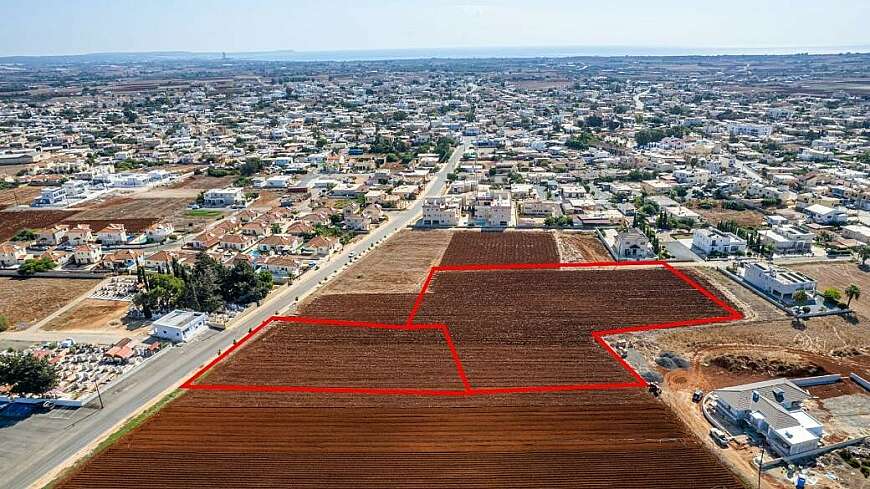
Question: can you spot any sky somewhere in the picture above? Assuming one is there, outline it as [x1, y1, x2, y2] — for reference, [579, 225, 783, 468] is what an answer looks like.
[1, 0, 868, 57]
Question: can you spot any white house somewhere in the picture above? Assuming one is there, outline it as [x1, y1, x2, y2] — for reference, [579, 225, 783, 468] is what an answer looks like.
[603, 228, 654, 261]
[692, 228, 747, 256]
[743, 262, 816, 303]
[713, 379, 822, 457]
[32, 187, 67, 207]
[842, 224, 870, 244]
[72, 244, 103, 265]
[759, 224, 814, 254]
[475, 191, 512, 227]
[803, 204, 848, 225]
[673, 168, 711, 186]
[96, 223, 128, 246]
[727, 123, 773, 138]
[203, 187, 245, 208]
[422, 196, 462, 226]
[0, 244, 27, 267]
[151, 310, 209, 343]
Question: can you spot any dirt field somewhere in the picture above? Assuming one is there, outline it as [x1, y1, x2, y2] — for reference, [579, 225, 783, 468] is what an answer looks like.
[790, 261, 869, 318]
[555, 232, 612, 262]
[201, 321, 465, 390]
[249, 190, 284, 209]
[42, 299, 139, 332]
[69, 194, 213, 234]
[0, 209, 80, 241]
[70, 196, 190, 220]
[57, 235, 748, 489]
[321, 229, 453, 295]
[439, 231, 559, 265]
[0, 186, 41, 210]
[0, 277, 100, 329]
[59, 387, 744, 489]
[691, 205, 766, 228]
[412, 268, 730, 388]
[171, 174, 236, 190]
[645, 267, 869, 360]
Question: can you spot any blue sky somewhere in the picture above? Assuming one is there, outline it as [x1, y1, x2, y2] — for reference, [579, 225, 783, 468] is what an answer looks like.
[2, 0, 868, 56]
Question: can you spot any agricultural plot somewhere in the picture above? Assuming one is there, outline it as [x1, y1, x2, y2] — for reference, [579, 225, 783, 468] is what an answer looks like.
[56, 232, 747, 489]
[411, 267, 733, 389]
[70, 196, 189, 220]
[197, 320, 466, 391]
[439, 231, 559, 265]
[59, 390, 744, 489]
[0, 209, 79, 241]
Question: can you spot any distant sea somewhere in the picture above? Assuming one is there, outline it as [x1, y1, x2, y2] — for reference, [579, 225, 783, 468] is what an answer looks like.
[3, 45, 869, 65]
[238, 45, 870, 62]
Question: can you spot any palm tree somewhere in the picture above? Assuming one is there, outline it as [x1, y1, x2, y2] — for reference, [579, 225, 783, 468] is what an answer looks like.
[845, 284, 861, 307]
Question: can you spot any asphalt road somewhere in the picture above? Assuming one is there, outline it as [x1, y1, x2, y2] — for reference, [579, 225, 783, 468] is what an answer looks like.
[2, 141, 467, 489]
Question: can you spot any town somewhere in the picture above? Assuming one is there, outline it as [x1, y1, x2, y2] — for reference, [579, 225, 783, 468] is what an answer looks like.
[0, 50, 868, 489]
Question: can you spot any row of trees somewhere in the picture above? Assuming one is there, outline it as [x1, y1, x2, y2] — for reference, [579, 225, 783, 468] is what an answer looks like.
[133, 254, 272, 318]
[716, 220, 772, 256]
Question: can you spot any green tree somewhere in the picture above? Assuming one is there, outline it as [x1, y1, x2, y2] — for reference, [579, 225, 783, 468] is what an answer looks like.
[822, 288, 842, 303]
[845, 284, 860, 307]
[179, 253, 226, 313]
[0, 352, 59, 396]
[11, 229, 36, 241]
[17, 257, 57, 276]
[221, 261, 272, 304]
[0, 314, 9, 332]
[858, 246, 870, 265]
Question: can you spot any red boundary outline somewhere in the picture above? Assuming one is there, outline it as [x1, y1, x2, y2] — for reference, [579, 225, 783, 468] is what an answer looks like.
[182, 260, 743, 395]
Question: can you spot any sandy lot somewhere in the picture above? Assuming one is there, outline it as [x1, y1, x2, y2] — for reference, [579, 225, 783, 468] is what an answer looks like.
[0, 277, 101, 329]
[42, 298, 142, 333]
[0, 186, 41, 210]
[555, 232, 613, 262]
[790, 261, 870, 318]
[320, 229, 453, 295]
[692, 205, 766, 228]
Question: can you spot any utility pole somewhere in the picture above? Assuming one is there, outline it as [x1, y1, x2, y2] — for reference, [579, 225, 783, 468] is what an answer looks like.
[757, 446, 765, 489]
[94, 381, 104, 409]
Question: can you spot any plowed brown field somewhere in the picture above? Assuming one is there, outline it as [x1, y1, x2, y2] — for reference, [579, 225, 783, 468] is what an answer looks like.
[440, 231, 559, 265]
[56, 231, 745, 489]
[0, 209, 79, 241]
[202, 321, 464, 390]
[60, 391, 744, 489]
[410, 268, 728, 387]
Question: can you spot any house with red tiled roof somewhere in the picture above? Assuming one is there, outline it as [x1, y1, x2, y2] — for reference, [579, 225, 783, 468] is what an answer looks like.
[99, 249, 144, 271]
[96, 223, 128, 245]
[72, 244, 102, 265]
[219, 233, 255, 251]
[304, 235, 340, 257]
[256, 235, 302, 254]
[66, 224, 93, 246]
[0, 243, 27, 267]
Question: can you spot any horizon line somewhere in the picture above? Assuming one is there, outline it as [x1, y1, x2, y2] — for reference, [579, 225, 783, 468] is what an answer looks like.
[3, 43, 870, 61]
